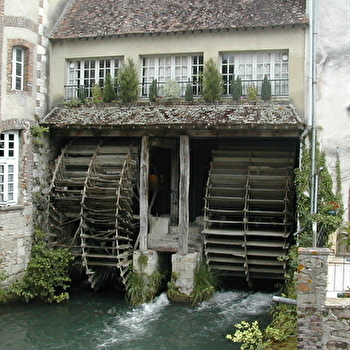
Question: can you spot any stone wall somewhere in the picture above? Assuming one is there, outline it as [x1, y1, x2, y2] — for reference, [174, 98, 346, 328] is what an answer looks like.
[0, 206, 33, 285]
[297, 248, 350, 349]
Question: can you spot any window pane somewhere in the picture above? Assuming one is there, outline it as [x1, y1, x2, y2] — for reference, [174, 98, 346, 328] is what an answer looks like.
[8, 165, 14, 172]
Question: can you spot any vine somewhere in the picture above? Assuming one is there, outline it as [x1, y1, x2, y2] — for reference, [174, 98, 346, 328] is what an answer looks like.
[295, 133, 343, 246]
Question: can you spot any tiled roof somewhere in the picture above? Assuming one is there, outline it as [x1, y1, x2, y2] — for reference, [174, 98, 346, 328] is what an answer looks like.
[42, 102, 305, 130]
[51, 0, 308, 39]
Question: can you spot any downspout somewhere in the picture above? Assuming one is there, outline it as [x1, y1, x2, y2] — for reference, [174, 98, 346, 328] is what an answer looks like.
[308, 0, 318, 247]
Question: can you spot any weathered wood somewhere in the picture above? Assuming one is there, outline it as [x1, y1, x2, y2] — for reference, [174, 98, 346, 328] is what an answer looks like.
[178, 135, 190, 254]
[139, 135, 149, 250]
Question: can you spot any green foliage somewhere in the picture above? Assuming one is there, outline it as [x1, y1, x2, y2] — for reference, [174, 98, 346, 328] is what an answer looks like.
[31, 126, 49, 138]
[125, 267, 163, 306]
[202, 58, 223, 102]
[102, 74, 116, 102]
[162, 80, 181, 100]
[295, 135, 343, 247]
[149, 79, 158, 102]
[337, 222, 350, 253]
[191, 259, 216, 305]
[232, 75, 243, 100]
[226, 321, 264, 350]
[10, 234, 73, 303]
[247, 85, 257, 100]
[92, 83, 104, 103]
[118, 58, 139, 103]
[185, 79, 194, 102]
[261, 75, 271, 101]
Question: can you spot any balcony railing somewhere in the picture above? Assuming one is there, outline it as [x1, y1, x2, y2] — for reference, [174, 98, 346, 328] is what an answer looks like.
[327, 256, 350, 297]
[64, 78, 289, 101]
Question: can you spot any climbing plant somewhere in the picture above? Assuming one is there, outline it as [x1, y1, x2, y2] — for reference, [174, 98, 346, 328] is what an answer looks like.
[295, 133, 343, 247]
[10, 230, 73, 303]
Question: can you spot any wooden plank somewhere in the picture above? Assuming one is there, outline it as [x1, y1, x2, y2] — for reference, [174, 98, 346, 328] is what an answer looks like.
[178, 135, 190, 254]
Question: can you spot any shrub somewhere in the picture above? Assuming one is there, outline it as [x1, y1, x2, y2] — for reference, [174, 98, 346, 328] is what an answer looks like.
[232, 75, 243, 100]
[118, 58, 139, 103]
[261, 75, 271, 101]
[149, 78, 158, 102]
[92, 83, 104, 103]
[202, 58, 223, 102]
[162, 80, 181, 101]
[247, 85, 257, 100]
[185, 79, 194, 102]
[11, 234, 73, 303]
[102, 74, 116, 102]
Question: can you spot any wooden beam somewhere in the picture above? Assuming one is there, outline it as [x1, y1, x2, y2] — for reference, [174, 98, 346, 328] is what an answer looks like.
[139, 135, 150, 250]
[178, 135, 190, 254]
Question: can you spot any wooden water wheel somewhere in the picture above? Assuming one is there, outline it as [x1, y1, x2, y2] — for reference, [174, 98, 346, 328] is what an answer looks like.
[48, 139, 138, 289]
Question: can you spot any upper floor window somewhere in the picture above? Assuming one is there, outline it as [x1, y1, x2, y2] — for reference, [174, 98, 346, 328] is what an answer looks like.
[12, 47, 25, 91]
[221, 51, 289, 96]
[66, 58, 123, 99]
[141, 54, 203, 97]
[0, 131, 19, 206]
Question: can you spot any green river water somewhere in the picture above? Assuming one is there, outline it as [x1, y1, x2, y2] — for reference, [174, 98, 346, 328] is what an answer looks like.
[0, 287, 273, 350]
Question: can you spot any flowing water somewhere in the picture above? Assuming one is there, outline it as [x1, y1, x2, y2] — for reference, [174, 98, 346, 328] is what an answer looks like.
[0, 287, 273, 350]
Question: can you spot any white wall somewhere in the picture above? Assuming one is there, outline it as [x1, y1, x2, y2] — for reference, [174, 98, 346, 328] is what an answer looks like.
[315, 0, 350, 218]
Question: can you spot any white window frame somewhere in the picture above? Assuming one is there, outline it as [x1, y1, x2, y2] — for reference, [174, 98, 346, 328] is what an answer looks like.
[141, 54, 204, 96]
[12, 47, 25, 91]
[66, 58, 123, 99]
[0, 131, 19, 206]
[221, 51, 289, 96]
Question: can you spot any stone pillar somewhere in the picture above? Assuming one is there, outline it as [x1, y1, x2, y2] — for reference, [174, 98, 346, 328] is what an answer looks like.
[297, 247, 331, 350]
[170, 252, 200, 299]
[133, 250, 159, 275]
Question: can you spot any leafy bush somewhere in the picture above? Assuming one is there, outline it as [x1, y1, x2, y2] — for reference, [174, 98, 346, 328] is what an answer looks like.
[118, 58, 139, 103]
[202, 58, 223, 102]
[11, 237, 73, 303]
[247, 85, 257, 100]
[92, 83, 104, 103]
[162, 80, 181, 100]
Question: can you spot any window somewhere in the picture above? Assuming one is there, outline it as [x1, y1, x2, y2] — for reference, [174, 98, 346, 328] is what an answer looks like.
[12, 47, 25, 90]
[0, 131, 19, 205]
[66, 58, 122, 99]
[141, 54, 204, 96]
[221, 51, 289, 96]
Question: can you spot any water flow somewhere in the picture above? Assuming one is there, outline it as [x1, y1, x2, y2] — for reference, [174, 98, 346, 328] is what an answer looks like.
[0, 289, 273, 350]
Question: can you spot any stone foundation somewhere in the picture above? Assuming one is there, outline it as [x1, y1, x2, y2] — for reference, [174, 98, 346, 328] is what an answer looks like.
[171, 252, 200, 296]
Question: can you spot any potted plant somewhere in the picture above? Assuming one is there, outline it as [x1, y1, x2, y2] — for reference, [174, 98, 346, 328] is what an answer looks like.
[337, 222, 350, 254]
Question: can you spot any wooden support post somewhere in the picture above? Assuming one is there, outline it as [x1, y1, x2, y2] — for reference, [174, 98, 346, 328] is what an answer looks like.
[178, 135, 190, 254]
[170, 143, 179, 221]
[139, 135, 150, 251]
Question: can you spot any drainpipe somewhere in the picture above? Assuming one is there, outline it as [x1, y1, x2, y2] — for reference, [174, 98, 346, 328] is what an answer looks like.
[308, 0, 318, 248]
